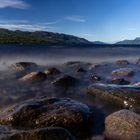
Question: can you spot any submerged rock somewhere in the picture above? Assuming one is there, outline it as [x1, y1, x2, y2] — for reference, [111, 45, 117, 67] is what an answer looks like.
[1, 127, 76, 140]
[44, 68, 61, 76]
[105, 109, 140, 140]
[91, 75, 101, 82]
[76, 67, 86, 73]
[10, 62, 38, 72]
[116, 60, 129, 65]
[87, 83, 140, 113]
[112, 68, 134, 77]
[19, 72, 47, 82]
[64, 61, 81, 66]
[52, 75, 77, 87]
[110, 78, 130, 85]
[0, 98, 93, 136]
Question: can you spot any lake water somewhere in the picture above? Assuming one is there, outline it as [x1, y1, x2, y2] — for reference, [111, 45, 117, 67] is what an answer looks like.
[0, 45, 140, 139]
[0, 45, 140, 70]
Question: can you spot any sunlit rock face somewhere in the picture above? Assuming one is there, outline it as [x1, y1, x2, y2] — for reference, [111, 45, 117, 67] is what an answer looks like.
[105, 109, 140, 140]
[19, 72, 47, 82]
[87, 83, 140, 113]
[0, 98, 93, 138]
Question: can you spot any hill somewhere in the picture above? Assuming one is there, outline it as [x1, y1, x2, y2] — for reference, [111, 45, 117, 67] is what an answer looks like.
[0, 28, 91, 46]
[116, 37, 140, 45]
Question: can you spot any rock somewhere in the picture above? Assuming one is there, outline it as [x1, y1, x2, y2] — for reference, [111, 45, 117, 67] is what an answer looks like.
[112, 68, 134, 77]
[105, 109, 140, 140]
[52, 75, 77, 87]
[19, 72, 47, 82]
[0, 98, 93, 136]
[136, 58, 140, 65]
[87, 83, 140, 113]
[76, 67, 86, 73]
[44, 68, 61, 76]
[91, 75, 101, 82]
[1, 127, 76, 140]
[64, 61, 81, 66]
[134, 82, 140, 86]
[110, 78, 130, 85]
[116, 60, 129, 65]
[10, 62, 37, 71]
[88, 64, 101, 70]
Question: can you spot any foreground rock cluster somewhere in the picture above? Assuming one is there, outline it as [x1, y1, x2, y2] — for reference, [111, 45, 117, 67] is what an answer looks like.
[0, 59, 140, 140]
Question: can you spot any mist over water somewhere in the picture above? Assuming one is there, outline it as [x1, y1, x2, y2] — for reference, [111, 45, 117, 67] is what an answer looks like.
[0, 44, 140, 111]
[0, 45, 140, 71]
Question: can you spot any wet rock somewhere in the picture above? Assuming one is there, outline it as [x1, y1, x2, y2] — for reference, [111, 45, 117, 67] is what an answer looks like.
[1, 127, 76, 140]
[0, 98, 93, 136]
[91, 75, 101, 82]
[134, 82, 140, 86]
[110, 78, 130, 85]
[52, 75, 77, 87]
[10, 62, 38, 71]
[76, 67, 86, 73]
[112, 68, 134, 77]
[87, 83, 140, 113]
[64, 61, 81, 66]
[136, 58, 140, 65]
[105, 109, 140, 140]
[116, 60, 129, 65]
[19, 72, 47, 82]
[44, 68, 61, 76]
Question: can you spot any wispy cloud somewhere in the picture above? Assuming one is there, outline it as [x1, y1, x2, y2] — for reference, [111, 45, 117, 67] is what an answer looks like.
[0, 19, 57, 31]
[65, 16, 86, 22]
[0, 0, 29, 9]
[127, 28, 137, 31]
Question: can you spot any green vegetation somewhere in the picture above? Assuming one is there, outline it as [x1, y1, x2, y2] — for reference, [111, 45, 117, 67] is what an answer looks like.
[0, 28, 90, 45]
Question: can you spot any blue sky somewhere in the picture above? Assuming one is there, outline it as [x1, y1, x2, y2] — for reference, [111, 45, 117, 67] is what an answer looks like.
[0, 0, 140, 42]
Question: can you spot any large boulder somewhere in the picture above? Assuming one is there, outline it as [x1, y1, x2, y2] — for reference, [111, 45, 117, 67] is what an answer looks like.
[105, 109, 140, 140]
[0, 127, 76, 140]
[19, 72, 47, 82]
[0, 98, 93, 136]
[52, 75, 77, 87]
[87, 83, 140, 113]
[10, 62, 38, 72]
[112, 68, 134, 77]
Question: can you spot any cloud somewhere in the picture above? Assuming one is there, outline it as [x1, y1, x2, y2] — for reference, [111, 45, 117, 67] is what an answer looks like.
[0, 0, 29, 9]
[0, 19, 29, 24]
[65, 16, 86, 22]
[127, 28, 136, 31]
[0, 24, 57, 31]
[0, 19, 58, 31]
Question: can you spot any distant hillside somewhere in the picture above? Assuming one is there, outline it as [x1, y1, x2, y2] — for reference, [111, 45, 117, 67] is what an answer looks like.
[116, 37, 140, 45]
[92, 41, 107, 44]
[0, 28, 91, 46]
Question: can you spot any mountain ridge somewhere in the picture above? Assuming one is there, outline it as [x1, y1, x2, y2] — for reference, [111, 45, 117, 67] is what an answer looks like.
[0, 28, 91, 46]
[116, 37, 140, 45]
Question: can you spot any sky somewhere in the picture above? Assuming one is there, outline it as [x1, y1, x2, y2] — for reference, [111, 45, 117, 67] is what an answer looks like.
[0, 0, 140, 42]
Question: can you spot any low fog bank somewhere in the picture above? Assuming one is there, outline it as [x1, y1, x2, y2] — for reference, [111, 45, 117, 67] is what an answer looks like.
[0, 46, 140, 70]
